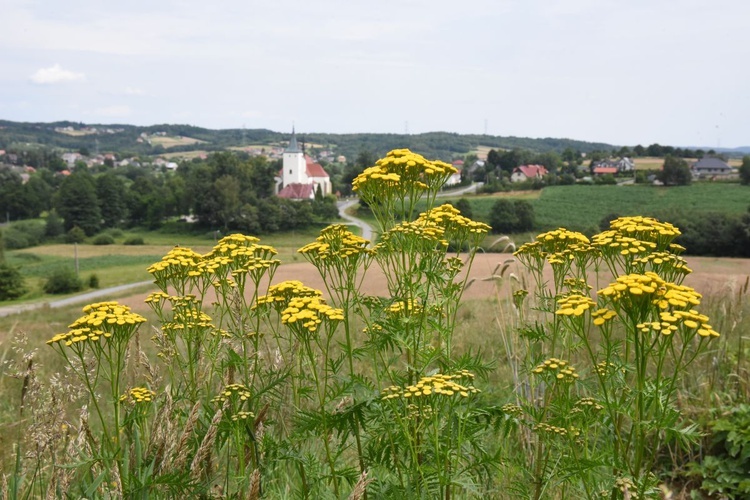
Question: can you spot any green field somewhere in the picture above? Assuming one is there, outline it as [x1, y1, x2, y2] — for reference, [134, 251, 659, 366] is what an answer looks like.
[436, 184, 750, 232]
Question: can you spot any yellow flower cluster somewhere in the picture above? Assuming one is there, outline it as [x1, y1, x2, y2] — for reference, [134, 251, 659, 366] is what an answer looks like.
[415, 204, 491, 246]
[120, 387, 156, 404]
[531, 358, 579, 382]
[297, 224, 371, 263]
[230, 411, 255, 422]
[147, 246, 204, 282]
[255, 280, 322, 308]
[534, 423, 576, 437]
[555, 294, 596, 317]
[592, 231, 657, 257]
[378, 219, 447, 248]
[515, 228, 596, 271]
[638, 309, 718, 337]
[501, 403, 523, 417]
[609, 216, 681, 241]
[564, 278, 592, 293]
[162, 309, 214, 333]
[388, 299, 423, 317]
[211, 383, 251, 406]
[598, 272, 719, 337]
[633, 251, 692, 276]
[591, 308, 617, 326]
[205, 234, 280, 277]
[574, 397, 603, 412]
[281, 296, 344, 332]
[47, 301, 146, 347]
[595, 361, 617, 376]
[352, 149, 457, 197]
[381, 371, 479, 400]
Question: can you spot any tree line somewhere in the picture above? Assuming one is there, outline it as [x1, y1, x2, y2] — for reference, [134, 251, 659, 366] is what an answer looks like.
[0, 151, 338, 245]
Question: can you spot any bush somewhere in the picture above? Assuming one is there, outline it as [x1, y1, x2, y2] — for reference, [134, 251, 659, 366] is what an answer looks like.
[2, 229, 31, 250]
[92, 234, 115, 245]
[45, 211, 65, 238]
[123, 237, 145, 246]
[106, 229, 124, 238]
[43, 267, 83, 294]
[3, 220, 46, 249]
[489, 199, 535, 233]
[88, 273, 100, 289]
[65, 226, 87, 244]
[0, 263, 26, 301]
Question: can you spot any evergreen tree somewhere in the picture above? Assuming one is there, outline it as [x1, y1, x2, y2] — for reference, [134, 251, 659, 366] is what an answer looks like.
[54, 170, 102, 235]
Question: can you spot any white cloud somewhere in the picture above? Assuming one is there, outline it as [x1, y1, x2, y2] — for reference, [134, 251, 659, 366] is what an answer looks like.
[30, 64, 86, 84]
[123, 86, 145, 96]
[92, 105, 131, 117]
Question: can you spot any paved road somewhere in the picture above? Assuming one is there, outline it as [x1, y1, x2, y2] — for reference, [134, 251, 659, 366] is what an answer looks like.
[337, 198, 375, 241]
[336, 183, 480, 242]
[0, 280, 154, 318]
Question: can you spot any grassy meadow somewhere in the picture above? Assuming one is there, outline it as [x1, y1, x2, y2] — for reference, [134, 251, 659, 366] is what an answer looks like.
[2, 226, 333, 304]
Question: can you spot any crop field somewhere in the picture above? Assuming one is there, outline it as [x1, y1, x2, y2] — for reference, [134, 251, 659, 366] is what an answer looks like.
[159, 149, 209, 160]
[438, 183, 750, 232]
[148, 135, 206, 148]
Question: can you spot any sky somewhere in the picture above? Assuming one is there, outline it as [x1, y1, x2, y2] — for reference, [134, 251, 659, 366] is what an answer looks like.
[1, 0, 748, 148]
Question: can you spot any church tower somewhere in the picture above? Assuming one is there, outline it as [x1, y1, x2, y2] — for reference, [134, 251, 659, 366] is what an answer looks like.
[282, 128, 306, 187]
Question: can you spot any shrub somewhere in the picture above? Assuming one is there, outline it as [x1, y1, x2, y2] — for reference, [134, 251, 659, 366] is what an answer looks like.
[65, 226, 87, 244]
[92, 234, 115, 245]
[690, 404, 750, 499]
[88, 273, 100, 289]
[43, 267, 83, 294]
[106, 228, 124, 238]
[123, 237, 145, 246]
[45, 211, 65, 238]
[2, 229, 31, 250]
[3, 220, 46, 249]
[0, 263, 26, 300]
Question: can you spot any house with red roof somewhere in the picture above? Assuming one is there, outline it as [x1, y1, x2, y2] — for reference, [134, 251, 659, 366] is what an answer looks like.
[276, 130, 332, 200]
[510, 164, 548, 183]
[592, 166, 618, 175]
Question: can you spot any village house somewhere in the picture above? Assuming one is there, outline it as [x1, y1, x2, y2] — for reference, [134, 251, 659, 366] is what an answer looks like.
[275, 130, 332, 200]
[511, 164, 548, 183]
[691, 157, 735, 179]
[592, 157, 634, 173]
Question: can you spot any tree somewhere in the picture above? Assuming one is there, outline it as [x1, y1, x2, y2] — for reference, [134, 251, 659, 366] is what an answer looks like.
[96, 173, 127, 228]
[54, 171, 102, 235]
[739, 155, 750, 186]
[657, 155, 692, 186]
[455, 198, 473, 219]
[513, 200, 535, 232]
[489, 199, 518, 234]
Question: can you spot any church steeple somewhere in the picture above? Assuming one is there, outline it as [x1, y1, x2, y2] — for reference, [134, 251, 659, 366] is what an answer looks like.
[285, 127, 300, 153]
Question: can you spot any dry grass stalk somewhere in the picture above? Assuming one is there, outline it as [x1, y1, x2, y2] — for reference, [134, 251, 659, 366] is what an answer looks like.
[2, 471, 9, 500]
[347, 470, 372, 500]
[190, 407, 223, 478]
[147, 391, 174, 474]
[172, 401, 202, 471]
[246, 469, 261, 500]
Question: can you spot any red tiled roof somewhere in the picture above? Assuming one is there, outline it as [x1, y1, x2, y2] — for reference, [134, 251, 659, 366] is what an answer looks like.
[305, 156, 329, 178]
[513, 164, 548, 178]
[593, 167, 618, 175]
[452, 160, 464, 165]
[278, 183, 314, 199]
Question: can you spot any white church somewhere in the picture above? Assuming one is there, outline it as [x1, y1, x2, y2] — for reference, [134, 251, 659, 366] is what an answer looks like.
[276, 130, 332, 200]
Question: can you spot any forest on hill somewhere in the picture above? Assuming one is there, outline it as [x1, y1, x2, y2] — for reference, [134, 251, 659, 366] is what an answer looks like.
[0, 119, 615, 160]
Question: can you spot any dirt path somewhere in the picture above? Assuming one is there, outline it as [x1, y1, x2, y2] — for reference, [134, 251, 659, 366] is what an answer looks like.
[3, 254, 748, 318]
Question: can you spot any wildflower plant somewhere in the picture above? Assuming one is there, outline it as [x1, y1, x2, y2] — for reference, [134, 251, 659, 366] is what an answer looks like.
[24, 147, 723, 500]
[503, 215, 721, 499]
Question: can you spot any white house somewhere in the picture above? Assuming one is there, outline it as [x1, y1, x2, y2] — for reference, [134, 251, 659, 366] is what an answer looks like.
[510, 164, 548, 183]
[276, 130, 332, 200]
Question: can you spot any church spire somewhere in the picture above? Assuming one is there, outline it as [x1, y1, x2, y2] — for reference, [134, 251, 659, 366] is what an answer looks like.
[285, 126, 300, 153]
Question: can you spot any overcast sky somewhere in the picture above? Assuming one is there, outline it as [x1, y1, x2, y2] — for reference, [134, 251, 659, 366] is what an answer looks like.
[1, 0, 748, 147]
